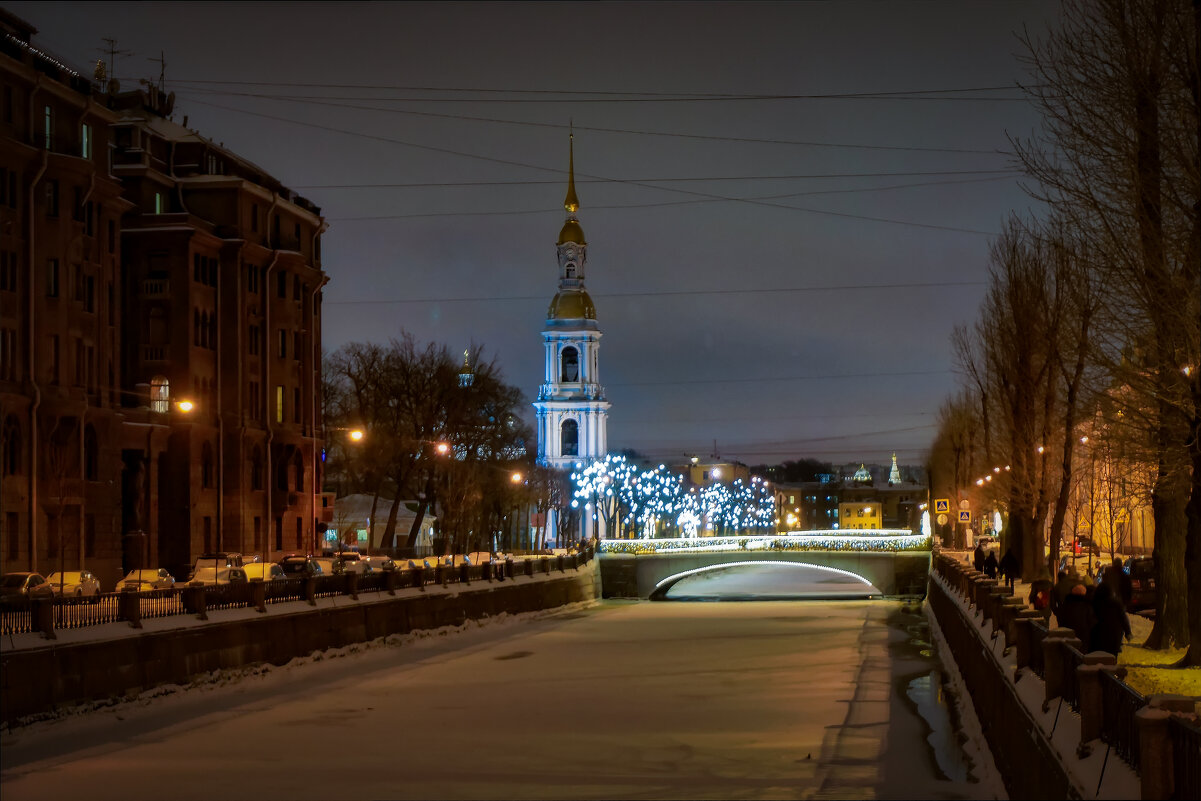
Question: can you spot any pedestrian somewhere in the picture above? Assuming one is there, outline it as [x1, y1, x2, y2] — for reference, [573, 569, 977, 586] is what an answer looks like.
[1052, 569, 1076, 615]
[999, 547, 1019, 590]
[1090, 584, 1132, 657]
[1028, 577, 1053, 620]
[1057, 583, 1095, 651]
[983, 550, 998, 579]
[1103, 557, 1134, 609]
[973, 542, 986, 572]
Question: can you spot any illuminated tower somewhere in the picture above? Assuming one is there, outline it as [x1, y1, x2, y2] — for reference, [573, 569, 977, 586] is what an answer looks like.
[533, 135, 610, 539]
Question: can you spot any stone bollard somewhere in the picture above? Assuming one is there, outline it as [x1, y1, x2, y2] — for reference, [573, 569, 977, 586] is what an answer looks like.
[413, 566, 426, 592]
[385, 569, 400, 596]
[505, 557, 515, 579]
[525, 559, 534, 577]
[1011, 610, 1045, 668]
[974, 579, 997, 617]
[251, 579, 267, 613]
[118, 588, 143, 629]
[459, 561, 471, 585]
[557, 554, 565, 573]
[344, 572, 359, 599]
[183, 585, 208, 621]
[997, 597, 1025, 646]
[304, 576, 317, 606]
[31, 597, 55, 640]
[1075, 652, 1118, 754]
[1136, 705, 1175, 800]
[1042, 630, 1081, 710]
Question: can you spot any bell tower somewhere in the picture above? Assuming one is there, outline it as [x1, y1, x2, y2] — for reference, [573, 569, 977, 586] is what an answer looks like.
[533, 134, 610, 476]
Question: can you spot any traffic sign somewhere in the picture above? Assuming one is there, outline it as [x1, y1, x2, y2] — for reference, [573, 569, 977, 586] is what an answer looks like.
[934, 499, 950, 514]
[959, 510, 972, 524]
[936, 513, 948, 526]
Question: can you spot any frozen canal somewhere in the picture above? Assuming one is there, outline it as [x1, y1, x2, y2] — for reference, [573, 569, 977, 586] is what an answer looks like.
[0, 600, 999, 800]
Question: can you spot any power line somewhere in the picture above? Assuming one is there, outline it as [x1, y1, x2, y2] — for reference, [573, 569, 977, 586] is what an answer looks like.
[297, 169, 1018, 190]
[324, 281, 985, 307]
[176, 88, 1011, 155]
[184, 97, 999, 236]
[608, 370, 952, 388]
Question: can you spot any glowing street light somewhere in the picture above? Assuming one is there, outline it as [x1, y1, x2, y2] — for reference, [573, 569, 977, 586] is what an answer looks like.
[175, 399, 195, 413]
[435, 441, 450, 456]
[510, 472, 523, 484]
[348, 429, 364, 442]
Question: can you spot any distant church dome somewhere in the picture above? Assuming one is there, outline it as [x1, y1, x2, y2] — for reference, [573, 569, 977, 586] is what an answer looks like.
[558, 218, 586, 245]
[548, 289, 596, 320]
[853, 463, 872, 482]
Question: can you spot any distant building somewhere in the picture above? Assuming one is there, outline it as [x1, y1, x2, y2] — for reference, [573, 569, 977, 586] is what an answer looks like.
[773, 456, 925, 532]
[0, 13, 328, 584]
[672, 457, 750, 487]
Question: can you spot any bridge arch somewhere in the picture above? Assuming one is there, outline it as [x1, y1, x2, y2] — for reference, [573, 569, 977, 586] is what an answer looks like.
[648, 559, 880, 601]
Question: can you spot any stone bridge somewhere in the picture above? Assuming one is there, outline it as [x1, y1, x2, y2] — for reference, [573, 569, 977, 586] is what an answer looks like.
[596, 533, 931, 598]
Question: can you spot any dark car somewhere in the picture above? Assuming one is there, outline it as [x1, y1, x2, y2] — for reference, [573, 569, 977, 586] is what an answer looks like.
[0, 572, 55, 606]
[1126, 556, 1156, 612]
[1072, 536, 1101, 556]
[189, 552, 245, 580]
[278, 555, 323, 578]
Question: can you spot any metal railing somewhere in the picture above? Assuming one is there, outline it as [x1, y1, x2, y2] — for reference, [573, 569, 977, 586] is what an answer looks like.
[1061, 643, 1084, 712]
[1099, 668, 1145, 769]
[1029, 620, 1048, 679]
[1, 548, 596, 637]
[1169, 715, 1201, 800]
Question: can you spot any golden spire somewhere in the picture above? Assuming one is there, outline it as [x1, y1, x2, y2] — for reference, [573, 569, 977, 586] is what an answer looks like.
[564, 127, 579, 213]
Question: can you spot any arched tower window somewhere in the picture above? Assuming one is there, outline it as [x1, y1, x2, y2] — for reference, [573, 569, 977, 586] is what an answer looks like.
[150, 376, 169, 413]
[560, 346, 579, 382]
[84, 425, 99, 481]
[2, 415, 23, 476]
[565, 264, 575, 279]
[201, 441, 214, 488]
[560, 419, 578, 457]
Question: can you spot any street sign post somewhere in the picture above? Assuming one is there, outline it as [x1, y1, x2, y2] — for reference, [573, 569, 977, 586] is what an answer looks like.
[959, 510, 972, 524]
[934, 499, 950, 514]
[936, 513, 948, 526]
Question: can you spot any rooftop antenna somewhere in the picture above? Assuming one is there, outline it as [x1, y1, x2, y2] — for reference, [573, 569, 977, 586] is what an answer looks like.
[99, 38, 132, 81]
[148, 50, 167, 92]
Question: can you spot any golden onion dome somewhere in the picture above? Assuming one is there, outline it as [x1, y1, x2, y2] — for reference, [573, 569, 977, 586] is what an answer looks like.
[548, 289, 596, 320]
[557, 218, 586, 245]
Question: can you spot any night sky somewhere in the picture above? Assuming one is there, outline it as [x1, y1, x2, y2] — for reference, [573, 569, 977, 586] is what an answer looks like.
[10, 1, 1059, 467]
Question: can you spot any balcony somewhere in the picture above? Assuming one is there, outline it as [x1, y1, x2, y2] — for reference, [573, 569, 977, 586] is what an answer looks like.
[141, 278, 170, 299]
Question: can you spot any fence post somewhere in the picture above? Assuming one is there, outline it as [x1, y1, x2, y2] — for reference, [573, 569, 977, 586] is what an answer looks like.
[304, 576, 317, 606]
[31, 598, 55, 640]
[251, 580, 267, 613]
[413, 566, 426, 592]
[386, 569, 400, 596]
[1042, 630, 1080, 710]
[118, 589, 143, 629]
[505, 557, 515, 579]
[345, 573, 358, 600]
[1136, 706, 1174, 800]
[1076, 653, 1118, 754]
[1012, 611, 1044, 668]
[459, 562, 470, 585]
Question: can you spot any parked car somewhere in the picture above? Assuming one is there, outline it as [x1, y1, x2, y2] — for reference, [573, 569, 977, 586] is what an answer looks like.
[1126, 556, 1156, 612]
[278, 555, 323, 578]
[189, 566, 249, 586]
[189, 552, 244, 580]
[311, 558, 346, 577]
[360, 556, 396, 572]
[44, 570, 102, 598]
[243, 562, 286, 581]
[119, 568, 176, 592]
[1070, 536, 1101, 556]
[333, 552, 373, 575]
[0, 572, 54, 605]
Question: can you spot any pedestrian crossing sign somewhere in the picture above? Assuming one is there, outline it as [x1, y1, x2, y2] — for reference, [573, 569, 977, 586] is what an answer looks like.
[934, 499, 950, 514]
[959, 510, 972, 523]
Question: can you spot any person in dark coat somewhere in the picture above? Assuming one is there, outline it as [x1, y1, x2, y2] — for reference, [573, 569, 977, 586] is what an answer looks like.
[983, 550, 998, 579]
[1090, 583, 1132, 656]
[1057, 583, 1095, 651]
[999, 548, 1019, 589]
[1052, 569, 1076, 615]
[973, 543, 986, 572]
[1103, 557, 1134, 609]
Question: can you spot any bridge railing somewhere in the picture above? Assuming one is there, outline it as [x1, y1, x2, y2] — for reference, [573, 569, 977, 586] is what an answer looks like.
[0, 546, 595, 637]
[599, 531, 930, 555]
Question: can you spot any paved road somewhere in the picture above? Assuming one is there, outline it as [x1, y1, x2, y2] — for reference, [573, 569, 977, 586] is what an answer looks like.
[0, 600, 991, 800]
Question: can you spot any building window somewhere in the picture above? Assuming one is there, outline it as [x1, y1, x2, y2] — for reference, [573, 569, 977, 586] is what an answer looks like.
[2, 415, 21, 476]
[560, 419, 578, 457]
[0, 328, 14, 381]
[84, 275, 95, 313]
[153, 191, 165, 214]
[84, 426, 98, 481]
[277, 329, 286, 359]
[45, 180, 59, 217]
[47, 335, 59, 384]
[150, 376, 169, 413]
[293, 387, 301, 423]
[277, 271, 286, 298]
[201, 442, 214, 489]
[276, 385, 284, 423]
[81, 122, 92, 159]
[251, 445, 263, 491]
[295, 517, 303, 550]
[246, 263, 258, 293]
[249, 381, 261, 420]
[46, 259, 58, 297]
[42, 104, 53, 149]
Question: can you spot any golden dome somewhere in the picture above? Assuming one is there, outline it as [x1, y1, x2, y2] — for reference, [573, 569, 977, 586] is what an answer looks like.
[558, 218, 586, 245]
[548, 290, 596, 320]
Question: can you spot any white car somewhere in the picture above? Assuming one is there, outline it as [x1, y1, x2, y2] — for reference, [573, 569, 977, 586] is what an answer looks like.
[189, 567, 249, 586]
[243, 563, 286, 581]
[328, 552, 373, 575]
[45, 570, 102, 598]
[119, 568, 176, 592]
[360, 556, 396, 572]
